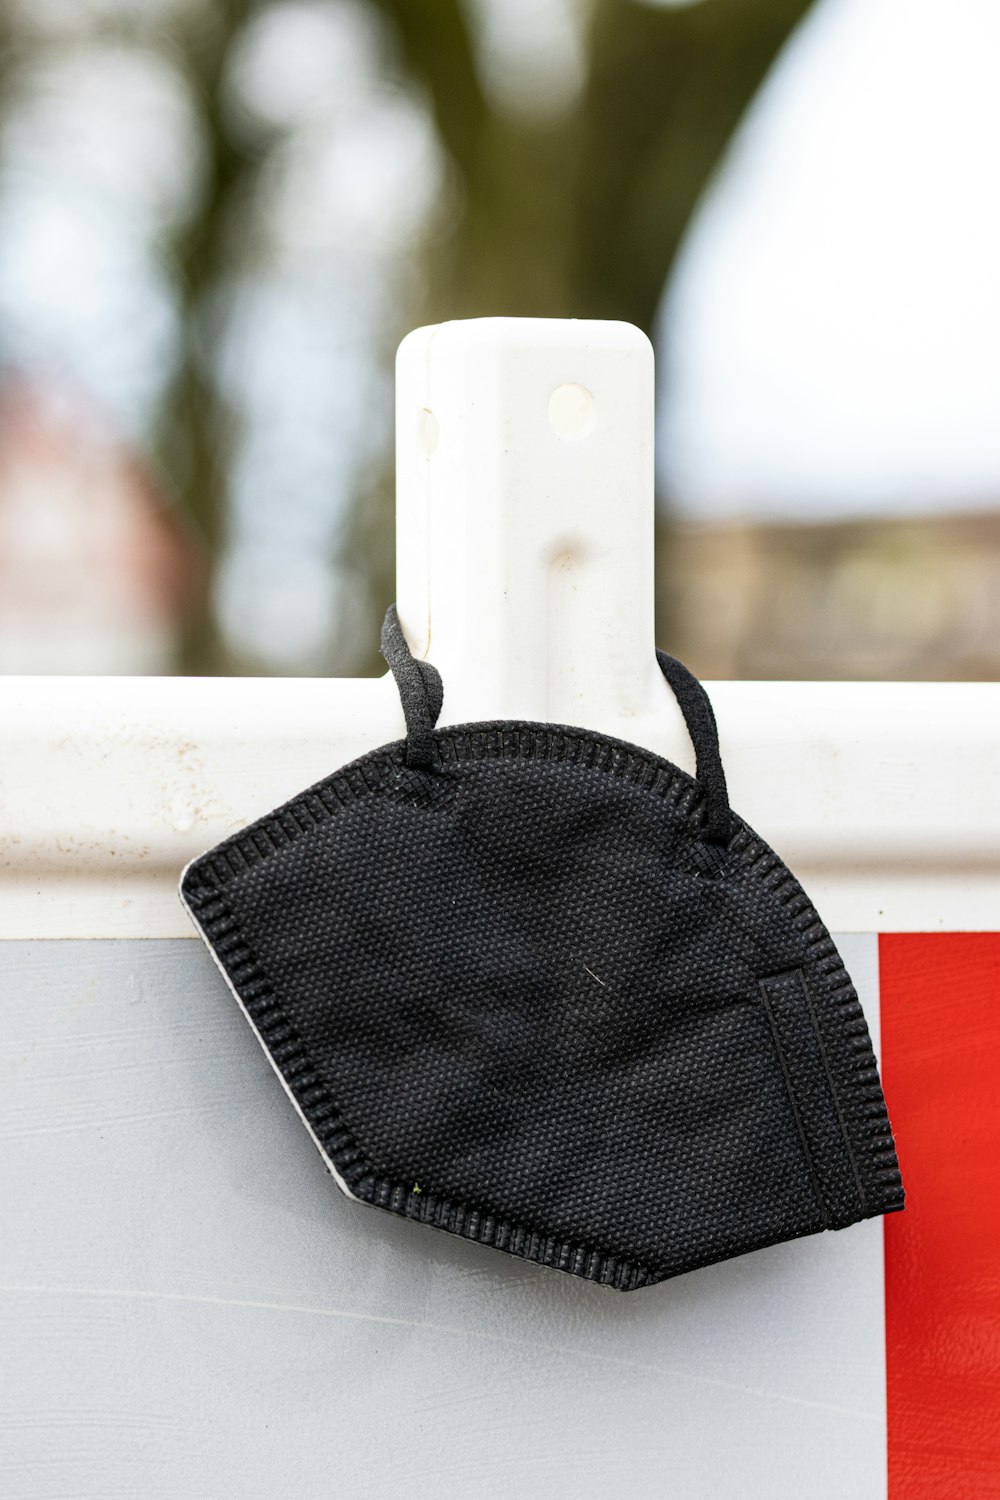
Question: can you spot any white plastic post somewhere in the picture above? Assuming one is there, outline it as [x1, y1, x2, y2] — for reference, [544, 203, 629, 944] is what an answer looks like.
[395, 318, 685, 750]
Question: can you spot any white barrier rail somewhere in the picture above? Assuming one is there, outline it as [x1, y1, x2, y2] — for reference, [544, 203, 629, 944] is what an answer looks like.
[1, 675, 997, 938]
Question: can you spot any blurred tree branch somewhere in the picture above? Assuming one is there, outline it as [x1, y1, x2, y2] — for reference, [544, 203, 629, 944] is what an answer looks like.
[0, 0, 815, 676]
[372, 0, 811, 331]
[343, 0, 813, 672]
[145, 0, 817, 671]
[574, 0, 813, 329]
[159, 0, 260, 670]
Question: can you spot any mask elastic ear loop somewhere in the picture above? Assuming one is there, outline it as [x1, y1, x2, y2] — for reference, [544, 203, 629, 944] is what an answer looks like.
[380, 604, 731, 838]
[380, 604, 444, 770]
[655, 650, 733, 845]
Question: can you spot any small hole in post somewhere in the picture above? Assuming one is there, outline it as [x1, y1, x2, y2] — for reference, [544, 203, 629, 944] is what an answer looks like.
[548, 383, 595, 441]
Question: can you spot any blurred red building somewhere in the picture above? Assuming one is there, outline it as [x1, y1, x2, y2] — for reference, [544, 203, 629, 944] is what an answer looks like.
[0, 379, 202, 674]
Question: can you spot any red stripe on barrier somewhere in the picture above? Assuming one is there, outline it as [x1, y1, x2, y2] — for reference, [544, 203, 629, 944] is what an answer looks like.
[881, 933, 1000, 1499]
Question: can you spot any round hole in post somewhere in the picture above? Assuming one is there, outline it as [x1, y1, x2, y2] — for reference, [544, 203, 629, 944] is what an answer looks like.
[548, 382, 596, 441]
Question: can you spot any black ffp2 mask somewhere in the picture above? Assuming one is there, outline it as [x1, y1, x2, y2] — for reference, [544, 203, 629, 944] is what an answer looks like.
[180, 607, 903, 1291]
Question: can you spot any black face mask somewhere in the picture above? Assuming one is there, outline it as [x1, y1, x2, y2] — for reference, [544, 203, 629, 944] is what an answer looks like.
[181, 606, 903, 1291]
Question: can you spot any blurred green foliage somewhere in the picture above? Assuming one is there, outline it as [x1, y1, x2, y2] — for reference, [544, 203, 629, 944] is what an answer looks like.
[350, 0, 812, 671]
[0, 0, 811, 674]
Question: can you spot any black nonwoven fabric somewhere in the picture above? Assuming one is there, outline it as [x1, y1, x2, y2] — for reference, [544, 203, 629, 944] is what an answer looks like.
[180, 608, 903, 1291]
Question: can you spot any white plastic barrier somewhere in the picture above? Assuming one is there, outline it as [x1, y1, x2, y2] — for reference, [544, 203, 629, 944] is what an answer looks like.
[1, 319, 999, 1499]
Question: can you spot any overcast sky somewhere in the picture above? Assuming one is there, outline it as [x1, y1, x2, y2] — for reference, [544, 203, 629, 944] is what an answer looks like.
[657, 0, 1000, 522]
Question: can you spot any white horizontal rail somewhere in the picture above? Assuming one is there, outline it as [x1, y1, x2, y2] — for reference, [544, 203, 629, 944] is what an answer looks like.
[0, 674, 997, 937]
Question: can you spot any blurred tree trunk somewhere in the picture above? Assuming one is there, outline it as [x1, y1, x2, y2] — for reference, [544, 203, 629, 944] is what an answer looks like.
[2, 0, 816, 676]
[345, 0, 812, 671]
[373, 0, 577, 318]
[574, 0, 814, 646]
[160, 0, 258, 672]
[572, 0, 813, 330]
[378, 0, 811, 330]
[163, 0, 813, 673]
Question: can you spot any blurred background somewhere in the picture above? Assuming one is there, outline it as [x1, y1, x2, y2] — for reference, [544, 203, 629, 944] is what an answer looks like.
[0, 0, 996, 681]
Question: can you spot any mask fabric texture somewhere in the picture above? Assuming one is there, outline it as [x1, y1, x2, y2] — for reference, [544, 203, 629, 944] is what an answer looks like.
[180, 607, 904, 1291]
